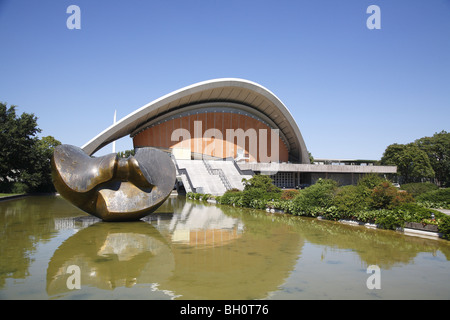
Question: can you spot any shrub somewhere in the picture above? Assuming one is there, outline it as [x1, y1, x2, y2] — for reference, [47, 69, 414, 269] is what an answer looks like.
[438, 215, 450, 240]
[281, 189, 300, 200]
[353, 209, 384, 224]
[332, 185, 368, 218]
[375, 211, 404, 230]
[242, 174, 281, 194]
[400, 182, 438, 198]
[393, 203, 436, 223]
[194, 193, 202, 200]
[416, 188, 450, 208]
[11, 182, 29, 194]
[218, 189, 242, 205]
[370, 181, 414, 210]
[392, 190, 415, 207]
[268, 199, 296, 213]
[291, 179, 337, 216]
[241, 188, 265, 207]
[249, 198, 268, 210]
[201, 194, 211, 201]
[357, 173, 386, 190]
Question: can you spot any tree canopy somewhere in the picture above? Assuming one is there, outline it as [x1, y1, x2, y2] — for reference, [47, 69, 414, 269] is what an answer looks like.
[415, 130, 450, 187]
[0, 102, 61, 193]
[381, 131, 449, 186]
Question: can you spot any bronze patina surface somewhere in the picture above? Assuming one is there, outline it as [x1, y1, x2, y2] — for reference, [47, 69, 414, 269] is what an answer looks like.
[51, 145, 176, 221]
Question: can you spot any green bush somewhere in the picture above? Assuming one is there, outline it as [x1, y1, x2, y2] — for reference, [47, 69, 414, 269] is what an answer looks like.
[281, 189, 300, 200]
[400, 182, 438, 198]
[267, 199, 296, 213]
[218, 189, 242, 205]
[186, 192, 212, 201]
[11, 182, 29, 194]
[241, 188, 265, 207]
[393, 203, 439, 223]
[217, 175, 281, 208]
[352, 209, 384, 224]
[291, 179, 337, 216]
[369, 181, 414, 210]
[416, 188, 450, 208]
[332, 185, 368, 218]
[243, 174, 281, 194]
[357, 173, 386, 190]
[213, 176, 450, 241]
[201, 194, 211, 201]
[438, 215, 450, 240]
[194, 193, 202, 200]
[374, 211, 404, 230]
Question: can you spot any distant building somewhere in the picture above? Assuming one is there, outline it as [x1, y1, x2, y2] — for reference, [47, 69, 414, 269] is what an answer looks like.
[82, 78, 396, 194]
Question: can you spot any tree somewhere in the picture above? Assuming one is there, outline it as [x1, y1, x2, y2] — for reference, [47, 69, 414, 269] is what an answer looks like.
[23, 135, 61, 192]
[370, 181, 414, 210]
[242, 174, 281, 194]
[308, 151, 314, 164]
[0, 103, 40, 190]
[415, 131, 450, 187]
[381, 143, 435, 184]
[0, 102, 61, 192]
[118, 149, 135, 158]
[292, 179, 337, 215]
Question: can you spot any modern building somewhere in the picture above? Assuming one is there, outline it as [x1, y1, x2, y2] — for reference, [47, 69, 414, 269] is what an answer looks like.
[82, 78, 396, 195]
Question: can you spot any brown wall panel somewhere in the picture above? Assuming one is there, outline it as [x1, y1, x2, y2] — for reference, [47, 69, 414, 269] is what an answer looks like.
[133, 111, 289, 162]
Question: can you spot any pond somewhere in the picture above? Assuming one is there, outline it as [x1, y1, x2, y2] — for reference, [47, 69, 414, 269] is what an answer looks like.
[0, 195, 449, 300]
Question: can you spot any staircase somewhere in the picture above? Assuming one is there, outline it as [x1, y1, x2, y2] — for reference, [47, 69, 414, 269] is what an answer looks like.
[174, 159, 252, 196]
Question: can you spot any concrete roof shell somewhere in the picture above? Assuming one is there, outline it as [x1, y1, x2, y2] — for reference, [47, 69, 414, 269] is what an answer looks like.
[82, 78, 310, 164]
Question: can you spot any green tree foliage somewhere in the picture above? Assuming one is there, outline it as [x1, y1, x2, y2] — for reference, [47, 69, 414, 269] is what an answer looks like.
[380, 131, 449, 186]
[242, 174, 281, 194]
[381, 143, 435, 183]
[308, 151, 314, 164]
[332, 185, 368, 217]
[0, 103, 40, 187]
[118, 149, 135, 158]
[0, 102, 61, 193]
[25, 136, 61, 192]
[217, 175, 281, 208]
[415, 130, 450, 187]
[400, 182, 438, 198]
[357, 173, 385, 192]
[416, 188, 450, 208]
[241, 174, 281, 207]
[370, 181, 414, 210]
[292, 179, 337, 216]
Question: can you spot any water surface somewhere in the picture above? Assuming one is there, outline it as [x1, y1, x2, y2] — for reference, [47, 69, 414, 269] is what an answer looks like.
[0, 195, 449, 299]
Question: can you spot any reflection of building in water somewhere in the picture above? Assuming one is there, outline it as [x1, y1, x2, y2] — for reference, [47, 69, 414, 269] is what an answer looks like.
[53, 216, 100, 232]
[97, 233, 164, 261]
[153, 200, 244, 247]
[46, 197, 304, 299]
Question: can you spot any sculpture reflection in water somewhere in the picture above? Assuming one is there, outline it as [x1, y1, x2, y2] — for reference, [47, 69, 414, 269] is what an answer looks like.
[51, 145, 176, 221]
[46, 199, 304, 299]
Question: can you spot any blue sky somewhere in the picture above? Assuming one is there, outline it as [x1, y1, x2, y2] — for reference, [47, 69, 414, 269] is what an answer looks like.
[1, 0, 449, 160]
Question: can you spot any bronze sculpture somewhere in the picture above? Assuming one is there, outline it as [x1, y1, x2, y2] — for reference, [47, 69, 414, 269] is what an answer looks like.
[51, 145, 176, 221]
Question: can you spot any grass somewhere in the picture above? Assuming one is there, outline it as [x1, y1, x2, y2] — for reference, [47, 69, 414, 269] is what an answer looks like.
[0, 193, 24, 197]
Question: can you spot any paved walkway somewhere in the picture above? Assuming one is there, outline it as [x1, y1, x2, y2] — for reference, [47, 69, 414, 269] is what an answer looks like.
[436, 208, 450, 215]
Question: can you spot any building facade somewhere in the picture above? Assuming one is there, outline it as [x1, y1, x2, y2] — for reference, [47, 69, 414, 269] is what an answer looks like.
[82, 78, 396, 194]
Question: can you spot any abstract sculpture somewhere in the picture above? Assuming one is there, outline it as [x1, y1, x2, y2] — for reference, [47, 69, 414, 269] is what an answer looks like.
[51, 145, 176, 221]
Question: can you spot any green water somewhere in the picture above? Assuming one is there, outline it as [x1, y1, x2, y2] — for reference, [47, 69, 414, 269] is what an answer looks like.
[0, 195, 449, 300]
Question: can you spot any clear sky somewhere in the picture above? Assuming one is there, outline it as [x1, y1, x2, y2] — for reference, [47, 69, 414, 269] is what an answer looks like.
[1, 0, 449, 160]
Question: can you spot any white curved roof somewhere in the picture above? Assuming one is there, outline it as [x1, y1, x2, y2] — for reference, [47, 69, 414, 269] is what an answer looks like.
[82, 78, 310, 163]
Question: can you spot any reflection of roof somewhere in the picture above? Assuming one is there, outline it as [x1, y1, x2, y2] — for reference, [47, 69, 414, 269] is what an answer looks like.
[81, 78, 310, 163]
